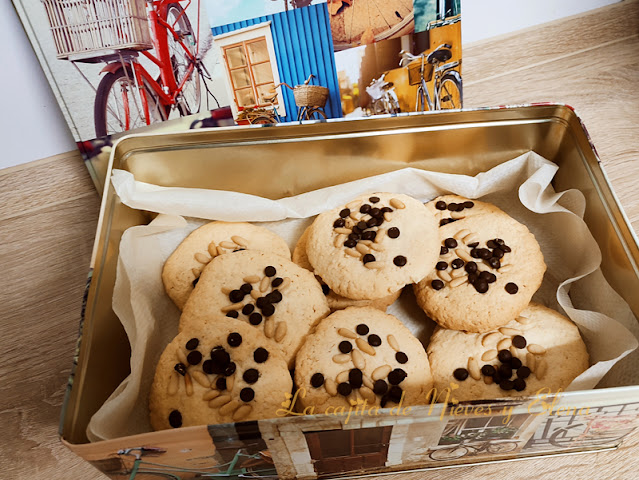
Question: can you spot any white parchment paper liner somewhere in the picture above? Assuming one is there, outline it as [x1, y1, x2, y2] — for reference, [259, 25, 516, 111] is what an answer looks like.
[87, 151, 639, 442]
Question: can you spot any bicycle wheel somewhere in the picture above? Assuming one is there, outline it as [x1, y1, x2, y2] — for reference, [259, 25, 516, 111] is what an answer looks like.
[94, 67, 166, 137]
[438, 73, 463, 110]
[415, 85, 426, 112]
[166, 3, 201, 116]
[373, 98, 386, 115]
[388, 95, 400, 114]
[303, 108, 327, 121]
[487, 441, 519, 454]
[250, 115, 277, 125]
[428, 446, 469, 461]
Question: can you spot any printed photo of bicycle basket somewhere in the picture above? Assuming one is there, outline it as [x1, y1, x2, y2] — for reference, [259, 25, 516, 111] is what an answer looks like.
[41, 0, 153, 61]
[293, 83, 329, 108]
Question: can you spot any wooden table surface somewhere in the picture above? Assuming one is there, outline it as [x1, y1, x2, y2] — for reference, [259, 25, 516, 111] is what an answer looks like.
[2, 1, 638, 478]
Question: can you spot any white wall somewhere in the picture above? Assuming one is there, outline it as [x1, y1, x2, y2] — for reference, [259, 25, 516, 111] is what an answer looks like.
[0, 0, 623, 170]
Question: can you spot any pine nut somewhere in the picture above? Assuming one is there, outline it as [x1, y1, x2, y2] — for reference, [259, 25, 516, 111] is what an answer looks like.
[233, 404, 252, 421]
[334, 234, 346, 248]
[456, 249, 473, 262]
[450, 276, 468, 287]
[338, 328, 358, 339]
[482, 332, 500, 347]
[351, 349, 366, 370]
[527, 344, 546, 354]
[184, 374, 193, 396]
[250, 290, 261, 300]
[346, 249, 361, 258]
[264, 318, 275, 338]
[356, 337, 376, 356]
[526, 353, 536, 371]
[451, 269, 466, 279]
[365, 261, 384, 269]
[275, 322, 287, 342]
[536, 359, 548, 380]
[346, 200, 361, 210]
[279, 277, 291, 291]
[375, 229, 386, 243]
[260, 276, 270, 292]
[333, 354, 351, 364]
[468, 357, 481, 380]
[192, 371, 210, 388]
[209, 395, 231, 408]
[387, 334, 400, 352]
[191, 267, 201, 277]
[325, 378, 337, 395]
[390, 198, 405, 209]
[362, 375, 374, 390]
[337, 370, 350, 383]
[383, 212, 393, 222]
[368, 243, 384, 252]
[499, 327, 522, 336]
[216, 246, 226, 256]
[356, 243, 370, 255]
[220, 241, 236, 249]
[463, 233, 479, 245]
[500, 265, 513, 273]
[497, 338, 512, 351]
[226, 375, 235, 392]
[360, 386, 376, 403]
[176, 349, 187, 365]
[195, 252, 211, 264]
[438, 270, 452, 282]
[482, 349, 497, 361]
[451, 210, 465, 219]
[219, 400, 240, 416]
[232, 236, 248, 247]
[454, 229, 471, 240]
[372, 365, 392, 381]
[221, 303, 243, 313]
[203, 390, 220, 401]
[244, 275, 260, 284]
[208, 242, 217, 257]
[334, 227, 352, 235]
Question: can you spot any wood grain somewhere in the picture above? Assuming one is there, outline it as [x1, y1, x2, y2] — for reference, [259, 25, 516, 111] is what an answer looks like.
[1, 1, 638, 478]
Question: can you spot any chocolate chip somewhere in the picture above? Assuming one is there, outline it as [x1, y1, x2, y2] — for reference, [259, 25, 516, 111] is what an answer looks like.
[463, 201, 474, 209]
[436, 261, 448, 270]
[440, 246, 449, 255]
[510, 357, 523, 369]
[396, 352, 408, 364]
[512, 335, 527, 349]
[487, 240, 498, 249]
[187, 351, 202, 365]
[487, 257, 501, 269]
[481, 364, 496, 376]
[311, 373, 325, 388]
[453, 368, 469, 381]
[366, 217, 379, 228]
[339, 341, 353, 353]
[240, 387, 255, 402]
[500, 244, 512, 253]
[491, 248, 504, 259]
[473, 279, 489, 293]
[252, 348, 269, 364]
[362, 254, 376, 264]
[322, 284, 330, 295]
[255, 297, 268, 309]
[357, 221, 368, 231]
[344, 239, 357, 248]
[227, 333, 242, 347]
[339, 208, 350, 218]
[249, 312, 263, 325]
[186, 338, 199, 350]
[356, 324, 369, 335]
[266, 290, 283, 303]
[498, 349, 512, 363]
[468, 272, 479, 284]
[505, 283, 519, 294]
[514, 378, 526, 391]
[362, 230, 377, 241]
[369, 196, 380, 203]
[498, 364, 513, 379]
[389, 386, 403, 403]
[368, 334, 382, 347]
[480, 271, 497, 283]
[478, 248, 492, 260]
[444, 238, 458, 248]
[373, 379, 388, 395]
[337, 382, 353, 396]
[451, 258, 465, 269]
[447, 203, 460, 211]
[349, 369, 363, 388]
[352, 225, 362, 234]
[465, 261, 477, 274]
[393, 256, 407, 267]
[381, 207, 393, 214]
[229, 289, 244, 303]
[202, 360, 214, 374]
[517, 366, 531, 379]
[435, 201, 447, 210]
[388, 368, 407, 385]
[370, 208, 381, 218]
[261, 303, 275, 317]
[169, 410, 182, 428]
[467, 242, 479, 248]
[210, 348, 231, 366]
[174, 363, 187, 376]
[264, 266, 276, 277]
[226, 310, 239, 318]
[388, 227, 400, 238]
[240, 283, 253, 294]
[333, 218, 345, 228]
[242, 304, 255, 315]
[500, 380, 514, 391]
[216, 377, 227, 390]
[272, 277, 284, 288]
[224, 362, 236, 376]
[440, 218, 457, 226]
[431, 279, 445, 290]
[495, 238, 505, 246]
[243, 368, 259, 384]
[360, 204, 371, 214]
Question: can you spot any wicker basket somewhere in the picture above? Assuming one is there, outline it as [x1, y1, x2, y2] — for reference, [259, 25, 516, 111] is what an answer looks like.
[42, 0, 153, 60]
[293, 84, 329, 108]
[408, 60, 433, 86]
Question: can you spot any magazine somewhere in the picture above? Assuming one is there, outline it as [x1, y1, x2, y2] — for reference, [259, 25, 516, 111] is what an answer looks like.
[12, 0, 461, 191]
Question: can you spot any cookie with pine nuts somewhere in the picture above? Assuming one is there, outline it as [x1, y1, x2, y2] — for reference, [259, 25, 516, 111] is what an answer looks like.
[293, 224, 401, 311]
[180, 250, 330, 368]
[427, 302, 589, 401]
[294, 307, 433, 412]
[425, 194, 498, 227]
[162, 221, 291, 310]
[149, 319, 292, 430]
[305, 193, 440, 300]
[413, 212, 546, 333]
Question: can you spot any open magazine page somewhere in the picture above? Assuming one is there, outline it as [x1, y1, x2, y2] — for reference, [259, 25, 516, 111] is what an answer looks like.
[12, 0, 461, 192]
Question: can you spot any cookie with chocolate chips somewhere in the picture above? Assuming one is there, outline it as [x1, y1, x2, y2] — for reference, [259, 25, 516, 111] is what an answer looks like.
[149, 319, 292, 430]
[162, 221, 291, 311]
[427, 302, 589, 401]
[414, 211, 546, 332]
[180, 250, 329, 368]
[305, 193, 439, 300]
[425, 194, 498, 227]
[293, 224, 401, 311]
[294, 307, 433, 412]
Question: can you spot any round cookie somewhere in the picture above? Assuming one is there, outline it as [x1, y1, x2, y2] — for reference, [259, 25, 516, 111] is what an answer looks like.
[295, 307, 433, 412]
[180, 250, 330, 368]
[162, 221, 291, 310]
[427, 303, 589, 401]
[306, 193, 440, 300]
[150, 320, 292, 430]
[425, 195, 500, 227]
[293, 224, 401, 311]
[413, 212, 546, 333]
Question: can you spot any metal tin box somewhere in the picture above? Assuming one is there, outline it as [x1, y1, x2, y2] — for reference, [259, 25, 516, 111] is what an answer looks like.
[62, 105, 639, 479]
